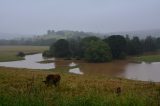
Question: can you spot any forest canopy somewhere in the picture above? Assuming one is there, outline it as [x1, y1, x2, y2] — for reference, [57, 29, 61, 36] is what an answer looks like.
[43, 35, 160, 63]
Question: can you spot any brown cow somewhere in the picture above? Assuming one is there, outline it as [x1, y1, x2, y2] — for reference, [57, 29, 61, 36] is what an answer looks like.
[43, 74, 61, 87]
[116, 87, 122, 96]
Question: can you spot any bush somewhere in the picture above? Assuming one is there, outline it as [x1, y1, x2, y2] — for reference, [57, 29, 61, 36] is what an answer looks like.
[84, 40, 112, 62]
[42, 50, 53, 57]
[50, 39, 71, 58]
[17, 52, 25, 57]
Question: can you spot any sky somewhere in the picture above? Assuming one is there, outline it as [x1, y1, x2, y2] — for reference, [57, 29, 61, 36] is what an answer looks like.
[0, 0, 160, 35]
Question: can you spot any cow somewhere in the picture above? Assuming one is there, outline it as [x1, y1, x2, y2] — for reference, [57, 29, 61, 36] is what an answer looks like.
[43, 74, 61, 87]
[116, 87, 122, 96]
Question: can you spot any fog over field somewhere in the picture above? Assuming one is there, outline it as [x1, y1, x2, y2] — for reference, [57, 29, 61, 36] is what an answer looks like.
[0, 0, 160, 38]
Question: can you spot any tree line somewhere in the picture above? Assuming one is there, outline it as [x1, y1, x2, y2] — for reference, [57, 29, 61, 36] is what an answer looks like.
[0, 38, 56, 46]
[43, 35, 160, 62]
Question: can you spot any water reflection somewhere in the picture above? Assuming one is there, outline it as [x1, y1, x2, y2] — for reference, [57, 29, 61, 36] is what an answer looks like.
[78, 60, 127, 76]
[0, 53, 55, 69]
[69, 68, 83, 75]
[69, 62, 77, 67]
[124, 62, 160, 82]
[77, 61, 160, 82]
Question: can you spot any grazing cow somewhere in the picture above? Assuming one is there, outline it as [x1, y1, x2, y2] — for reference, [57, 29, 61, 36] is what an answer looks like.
[116, 87, 122, 96]
[43, 74, 61, 87]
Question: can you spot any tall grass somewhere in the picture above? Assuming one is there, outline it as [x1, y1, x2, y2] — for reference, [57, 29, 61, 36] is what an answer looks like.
[0, 88, 159, 106]
[0, 67, 160, 106]
[54, 91, 158, 106]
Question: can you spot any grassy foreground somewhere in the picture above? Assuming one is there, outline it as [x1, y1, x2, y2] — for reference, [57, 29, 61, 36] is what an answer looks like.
[0, 67, 160, 106]
[0, 46, 48, 62]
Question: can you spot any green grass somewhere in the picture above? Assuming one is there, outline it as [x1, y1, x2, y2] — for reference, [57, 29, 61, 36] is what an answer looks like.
[133, 54, 160, 62]
[0, 52, 24, 62]
[0, 67, 160, 106]
[0, 46, 48, 62]
[54, 92, 158, 106]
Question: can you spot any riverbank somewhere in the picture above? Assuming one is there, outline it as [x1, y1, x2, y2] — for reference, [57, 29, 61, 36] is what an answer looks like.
[0, 67, 160, 106]
[132, 54, 160, 63]
[0, 46, 48, 62]
[1, 45, 160, 63]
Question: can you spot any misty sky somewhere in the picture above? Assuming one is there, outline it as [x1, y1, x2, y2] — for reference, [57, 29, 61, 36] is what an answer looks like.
[0, 0, 160, 35]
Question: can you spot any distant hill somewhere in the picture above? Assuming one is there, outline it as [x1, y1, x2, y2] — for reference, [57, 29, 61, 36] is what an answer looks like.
[37, 29, 160, 40]
[108, 29, 160, 38]
[0, 32, 19, 39]
[1, 29, 160, 46]
[0, 32, 33, 40]
[30, 29, 160, 40]
[33, 30, 103, 40]
[1, 29, 160, 40]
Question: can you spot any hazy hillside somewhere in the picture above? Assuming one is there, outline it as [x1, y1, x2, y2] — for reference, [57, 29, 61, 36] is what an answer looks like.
[108, 29, 160, 38]
[37, 29, 160, 40]
[0, 33, 19, 39]
[1, 29, 160, 46]
[0, 32, 34, 40]
[1, 29, 160, 40]
[33, 30, 102, 40]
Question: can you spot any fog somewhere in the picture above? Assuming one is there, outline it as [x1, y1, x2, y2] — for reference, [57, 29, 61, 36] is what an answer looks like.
[0, 0, 160, 35]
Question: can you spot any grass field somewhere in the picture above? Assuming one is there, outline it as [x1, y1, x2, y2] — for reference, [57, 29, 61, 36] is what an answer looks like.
[0, 67, 160, 106]
[0, 46, 48, 62]
[132, 54, 160, 63]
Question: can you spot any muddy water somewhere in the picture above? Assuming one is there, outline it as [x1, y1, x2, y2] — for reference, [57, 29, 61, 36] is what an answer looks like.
[78, 60, 128, 76]
[78, 61, 160, 82]
[123, 62, 160, 82]
[0, 53, 160, 82]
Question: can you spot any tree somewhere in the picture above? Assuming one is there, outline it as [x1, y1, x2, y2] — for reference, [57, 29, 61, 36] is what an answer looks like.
[17, 52, 25, 57]
[105, 35, 127, 59]
[143, 36, 157, 52]
[127, 37, 143, 55]
[156, 37, 160, 49]
[68, 38, 81, 59]
[42, 50, 53, 57]
[50, 39, 71, 58]
[84, 40, 112, 62]
[80, 36, 100, 58]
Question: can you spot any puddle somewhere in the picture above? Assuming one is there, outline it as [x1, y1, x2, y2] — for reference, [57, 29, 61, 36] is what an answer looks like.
[69, 68, 83, 75]
[69, 62, 77, 67]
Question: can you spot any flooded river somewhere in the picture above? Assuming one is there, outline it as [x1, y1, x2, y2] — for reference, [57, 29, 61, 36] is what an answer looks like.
[79, 61, 160, 82]
[0, 53, 55, 69]
[0, 53, 160, 82]
[124, 62, 160, 82]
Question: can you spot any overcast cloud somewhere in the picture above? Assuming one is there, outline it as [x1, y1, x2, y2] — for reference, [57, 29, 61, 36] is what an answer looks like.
[0, 0, 160, 35]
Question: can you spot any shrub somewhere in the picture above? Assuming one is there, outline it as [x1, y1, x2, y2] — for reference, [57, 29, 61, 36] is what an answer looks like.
[17, 52, 25, 57]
